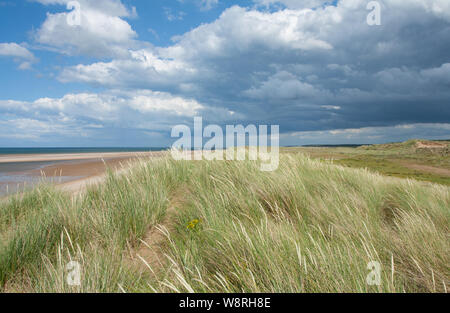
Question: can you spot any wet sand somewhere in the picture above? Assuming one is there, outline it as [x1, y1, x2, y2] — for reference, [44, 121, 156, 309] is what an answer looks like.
[0, 151, 166, 196]
[35, 157, 137, 177]
[0, 151, 157, 164]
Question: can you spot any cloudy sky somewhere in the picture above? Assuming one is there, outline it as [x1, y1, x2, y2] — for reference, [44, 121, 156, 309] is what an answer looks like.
[0, 0, 449, 147]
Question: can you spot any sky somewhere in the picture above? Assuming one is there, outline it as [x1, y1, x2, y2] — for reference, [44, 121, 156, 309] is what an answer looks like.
[0, 0, 449, 147]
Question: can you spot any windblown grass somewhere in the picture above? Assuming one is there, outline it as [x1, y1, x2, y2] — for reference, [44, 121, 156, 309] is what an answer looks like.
[282, 140, 450, 185]
[0, 153, 448, 292]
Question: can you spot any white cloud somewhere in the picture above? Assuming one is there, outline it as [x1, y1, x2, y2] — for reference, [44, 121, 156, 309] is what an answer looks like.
[421, 63, 450, 84]
[0, 88, 238, 143]
[3, 0, 450, 145]
[50, 1, 450, 138]
[0, 86, 243, 146]
[284, 123, 450, 145]
[0, 90, 204, 120]
[254, 0, 331, 9]
[127, 91, 203, 116]
[243, 71, 325, 100]
[0, 43, 35, 59]
[0, 43, 37, 69]
[164, 7, 186, 21]
[165, 6, 333, 59]
[388, 0, 450, 21]
[34, 0, 131, 16]
[34, 0, 138, 57]
[59, 49, 198, 88]
[59, 5, 334, 87]
[200, 0, 219, 10]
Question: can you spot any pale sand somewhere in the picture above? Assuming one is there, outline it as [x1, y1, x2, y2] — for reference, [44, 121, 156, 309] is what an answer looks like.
[0, 151, 167, 196]
[0, 151, 159, 164]
[59, 174, 107, 194]
[58, 151, 167, 194]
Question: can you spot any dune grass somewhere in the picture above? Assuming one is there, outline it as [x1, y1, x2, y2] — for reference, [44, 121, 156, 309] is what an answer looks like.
[282, 140, 450, 186]
[0, 153, 448, 292]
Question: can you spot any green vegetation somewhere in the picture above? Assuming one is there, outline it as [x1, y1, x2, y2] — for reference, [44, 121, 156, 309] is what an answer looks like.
[0, 150, 448, 293]
[283, 140, 450, 185]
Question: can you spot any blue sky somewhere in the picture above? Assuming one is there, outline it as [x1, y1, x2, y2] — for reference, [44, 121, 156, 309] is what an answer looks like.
[0, 0, 449, 147]
[0, 0, 246, 100]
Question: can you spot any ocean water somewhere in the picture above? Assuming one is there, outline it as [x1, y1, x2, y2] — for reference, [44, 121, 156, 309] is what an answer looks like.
[0, 147, 166, 196]
[0, 160, 70, 173]
[0, 160, 81, 196]
[0, 147, 166, 155]
[0, 175, 82, 196]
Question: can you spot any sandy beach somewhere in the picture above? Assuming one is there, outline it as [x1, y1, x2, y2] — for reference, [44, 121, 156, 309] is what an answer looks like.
[0, 151, 159, 164]
[0, 151, 166, 196]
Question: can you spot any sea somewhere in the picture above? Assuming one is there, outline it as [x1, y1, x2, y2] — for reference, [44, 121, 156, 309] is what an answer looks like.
[0, 147, 166, 196]
[0, 147, 166, 155]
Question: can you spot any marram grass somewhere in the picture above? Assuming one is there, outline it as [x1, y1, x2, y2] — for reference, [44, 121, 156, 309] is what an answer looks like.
[0, 154, 448, 292]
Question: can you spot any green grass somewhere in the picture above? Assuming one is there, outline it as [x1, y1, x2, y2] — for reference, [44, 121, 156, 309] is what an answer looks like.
[0, 153, 448, 293]
[283, 140, 450, 185]
[0, 158, 187, 292]
[334, 157, 450, 186]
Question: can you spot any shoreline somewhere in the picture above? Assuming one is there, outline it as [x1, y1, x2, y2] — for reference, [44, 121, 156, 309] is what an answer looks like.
[0, 151, 166, 196]
[0, 151, 163, 164]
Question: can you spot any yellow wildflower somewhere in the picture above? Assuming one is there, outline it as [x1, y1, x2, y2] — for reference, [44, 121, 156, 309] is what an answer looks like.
[187, 219, 200, 230]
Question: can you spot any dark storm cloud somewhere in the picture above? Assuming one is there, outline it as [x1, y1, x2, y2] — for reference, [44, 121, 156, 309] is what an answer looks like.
[59, 1, 450, 136]
[2, 0, 450, 145]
